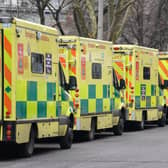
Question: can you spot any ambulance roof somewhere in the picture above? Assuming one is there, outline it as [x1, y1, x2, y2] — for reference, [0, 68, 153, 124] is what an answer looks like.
[0, 17, 58, 35]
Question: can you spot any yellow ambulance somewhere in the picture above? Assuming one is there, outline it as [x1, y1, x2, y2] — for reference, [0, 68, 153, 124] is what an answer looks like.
[113, 45, 166, 130]
[0, 17, 74, 157]
[58, 36, 125, 140]
[159, 51, 168, 122]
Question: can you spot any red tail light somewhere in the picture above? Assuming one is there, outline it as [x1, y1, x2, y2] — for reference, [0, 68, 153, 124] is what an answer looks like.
[6, 136, 11, 141]
[131, 99, 134, 103]
[6, 111, 11, 118]
[6, 130, 11, 136]
[75, 93, 79, 97]
[75, 88, 79, 92]
[6, 124, 12, 141]
[114, 47, 120, 50]
[75, 104, 79, 108]
[7, 125, 12, 130]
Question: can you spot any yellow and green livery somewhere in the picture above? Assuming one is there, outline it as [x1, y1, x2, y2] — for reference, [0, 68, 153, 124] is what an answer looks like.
[58, 36, 125, 140]
[113, 45, 166, 129]
[158, 51, 168, 122]
[0, 17, 74, 157]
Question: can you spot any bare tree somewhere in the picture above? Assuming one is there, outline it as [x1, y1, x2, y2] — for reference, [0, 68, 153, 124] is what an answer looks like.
[29, 0, 51, 25]
[118, 0, 168, 50]
[118, 0, 146, 45]
[73, 0, 97, 38]
[47, 0, 73, 35]
[72, 0, 134, 42]
[106, 0, 135, 42]
[149, 0, 168, 50]
[27, 0, 134, 42]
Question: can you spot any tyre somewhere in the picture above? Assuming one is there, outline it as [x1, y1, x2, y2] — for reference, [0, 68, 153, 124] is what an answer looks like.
[60, 126, 73, 149]
[137, 115, 145, 130]
[113, 117, 124, 136]
[86, 119, 95, 141]
[166, 108, 168, 124]
[20, 127, 35, 157]
[158, 112, 166, 127]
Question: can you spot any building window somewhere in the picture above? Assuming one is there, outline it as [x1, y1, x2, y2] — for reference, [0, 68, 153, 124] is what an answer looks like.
[31, 53, 44, 74]
[92, 63, 102, 79]
[143, 67, 150, 80]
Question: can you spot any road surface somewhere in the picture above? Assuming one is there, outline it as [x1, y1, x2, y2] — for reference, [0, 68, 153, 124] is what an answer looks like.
[0, 125, 168, 168]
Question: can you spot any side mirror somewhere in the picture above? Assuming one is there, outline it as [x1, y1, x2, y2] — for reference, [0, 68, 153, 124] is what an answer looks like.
[69, 76, 77, 90]
[163, 80, 168, 89]
[120, 79, 126, 89]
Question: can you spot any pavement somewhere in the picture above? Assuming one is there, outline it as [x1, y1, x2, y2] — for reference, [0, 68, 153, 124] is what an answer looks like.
[0, 125, 168, 168]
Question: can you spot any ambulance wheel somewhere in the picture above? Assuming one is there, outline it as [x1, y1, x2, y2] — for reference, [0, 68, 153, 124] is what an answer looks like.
[166, 107, 168, 124]
[158, 113, 166, 127]
[60, 126, 73, 149]
[21, 128, 35, 157]
[113, 118, 124, 136]
[87, 120, 95, 141]
[137, 115, 145, 130]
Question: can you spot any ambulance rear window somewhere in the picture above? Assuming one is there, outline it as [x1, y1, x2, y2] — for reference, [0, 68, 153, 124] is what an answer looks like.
[143, 67, 150, 80]
[92, 63, 102, 79]
[31, 53, 44, 74]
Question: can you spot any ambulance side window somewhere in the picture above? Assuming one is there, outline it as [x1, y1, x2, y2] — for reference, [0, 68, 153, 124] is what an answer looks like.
[92, 63, 102, 79]
[31, 53, 44, 74]
[143, 67, 150, 80]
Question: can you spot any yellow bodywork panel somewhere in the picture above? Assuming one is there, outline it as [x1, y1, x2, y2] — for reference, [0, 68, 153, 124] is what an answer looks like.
[97, 114, 113, 130]
[0, 125, 2, 141]
[37, 122, 59, 138]
[80, 117, 92, 131]
[58, 36, 123, 132]
[159, 52, 168, 106]
[113, 45, 163, 122]
[0, 18, 70, 144]
[16, 123, 31, 144]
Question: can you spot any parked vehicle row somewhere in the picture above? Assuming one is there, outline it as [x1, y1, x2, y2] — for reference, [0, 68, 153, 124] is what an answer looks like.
[0, 17, 167, 157]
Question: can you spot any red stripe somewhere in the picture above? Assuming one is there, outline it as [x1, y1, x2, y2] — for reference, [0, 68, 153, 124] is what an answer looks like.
[4, 93, 11, 113]
[129, 95, 132, 101]
[129, 55, 132, 62]
[126, 66, 132, 76]
[59, 57, 66, 68]
[71, 49, 76, 57]
[4, 64, 11, 85]
[4, 35, 12, 57]
[129, 68, 132, 76]
[159, 61, 168, 77]
[116, 71, 122, 80]
[115, 62, 123, 69]
[71, 66, 76, 75]
[126, 78, 128, 85]
[129, 81, 132, 88]
[126, 92, 128, 99]
[126, 78, 132, 88]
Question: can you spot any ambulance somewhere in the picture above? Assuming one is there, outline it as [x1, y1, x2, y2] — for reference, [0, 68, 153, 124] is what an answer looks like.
[158, 52, 168, 122]
[113, 45, 166, 130]
[58, 36, 125, 140]
[0, 17, 74, 157]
